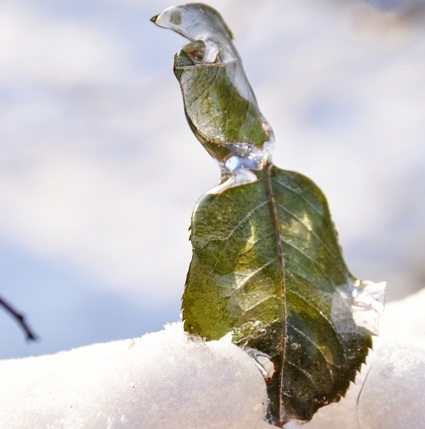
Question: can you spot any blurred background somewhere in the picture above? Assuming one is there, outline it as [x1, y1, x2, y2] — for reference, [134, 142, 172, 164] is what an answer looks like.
[0, 0, 424, 358]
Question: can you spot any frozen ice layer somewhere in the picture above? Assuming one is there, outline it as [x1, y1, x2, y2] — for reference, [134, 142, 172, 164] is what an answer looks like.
[151, 4, 235, 50]
[152, 4, 275, 181]
[246, 347, 275, 382]
[332, 279, 386, 335]
[352, 280, 386, 334]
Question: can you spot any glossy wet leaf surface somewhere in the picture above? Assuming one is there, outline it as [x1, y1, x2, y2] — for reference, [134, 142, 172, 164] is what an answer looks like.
[183, 165, 375, 424]
[152, 3, 384, 427]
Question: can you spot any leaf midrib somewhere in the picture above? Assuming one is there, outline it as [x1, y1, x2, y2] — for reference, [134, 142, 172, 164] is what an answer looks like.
[264, 163, 287, 422]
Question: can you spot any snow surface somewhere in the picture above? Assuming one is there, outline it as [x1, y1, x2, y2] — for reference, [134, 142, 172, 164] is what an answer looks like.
[0, 289, 424, 429]
[0, 323, 269, 429]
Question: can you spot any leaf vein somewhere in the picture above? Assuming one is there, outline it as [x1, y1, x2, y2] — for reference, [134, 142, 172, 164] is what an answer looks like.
[272, 177, 325, 219]
[275, 202, 346, 279]
[280, 238, 338, 290]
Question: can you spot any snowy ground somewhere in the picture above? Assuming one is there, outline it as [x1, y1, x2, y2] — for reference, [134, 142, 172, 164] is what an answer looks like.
[0, 288, 423, 429]
[1, 0, 425, 359]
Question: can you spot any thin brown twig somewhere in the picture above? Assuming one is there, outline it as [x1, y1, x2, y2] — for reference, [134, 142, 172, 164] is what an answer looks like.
[0, 296, 39, 341]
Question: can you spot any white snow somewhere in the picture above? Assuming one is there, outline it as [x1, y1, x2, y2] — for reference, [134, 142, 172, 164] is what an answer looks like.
[0, 288, 424, 429]
[0, 323, 269, 429]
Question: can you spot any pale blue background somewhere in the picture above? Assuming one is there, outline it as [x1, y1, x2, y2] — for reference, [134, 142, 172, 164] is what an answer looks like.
[1, 0, 424, 358]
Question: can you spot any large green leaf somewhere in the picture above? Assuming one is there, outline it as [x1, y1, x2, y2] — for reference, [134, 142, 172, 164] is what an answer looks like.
[183, 165, 375, 424]
[152, 3, 384, 427]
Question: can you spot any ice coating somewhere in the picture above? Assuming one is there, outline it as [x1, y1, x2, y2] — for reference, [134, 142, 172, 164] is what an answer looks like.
[245, 348, 275, 382]
[332, 280, 386, 335]
[152, 3, 275, 182]
[151, 3, 235, 49]
[231, 321, 267, 346]
[352, 280, 386, 334]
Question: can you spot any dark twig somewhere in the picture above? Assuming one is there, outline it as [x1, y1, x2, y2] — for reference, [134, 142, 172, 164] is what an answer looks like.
[0, 296, 39, 341]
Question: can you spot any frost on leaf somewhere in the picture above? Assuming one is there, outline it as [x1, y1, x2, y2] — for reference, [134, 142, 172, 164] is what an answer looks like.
[152, 3, 385, 427]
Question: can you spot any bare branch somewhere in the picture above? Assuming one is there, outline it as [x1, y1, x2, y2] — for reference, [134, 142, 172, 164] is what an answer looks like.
[0, 296, 39, 342]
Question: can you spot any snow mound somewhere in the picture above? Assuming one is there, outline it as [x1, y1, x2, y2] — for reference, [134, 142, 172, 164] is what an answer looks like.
[0, 289, 424, 429]
[0, 323, 268, 429]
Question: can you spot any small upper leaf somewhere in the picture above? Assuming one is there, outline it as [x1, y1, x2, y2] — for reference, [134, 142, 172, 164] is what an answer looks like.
[152, 3, 274, 175]
[152, 3, 385, 427]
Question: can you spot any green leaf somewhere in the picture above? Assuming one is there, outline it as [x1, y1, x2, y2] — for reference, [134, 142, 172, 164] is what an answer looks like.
[152, 3, 385, 427]
[183, 164, 376, 424]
